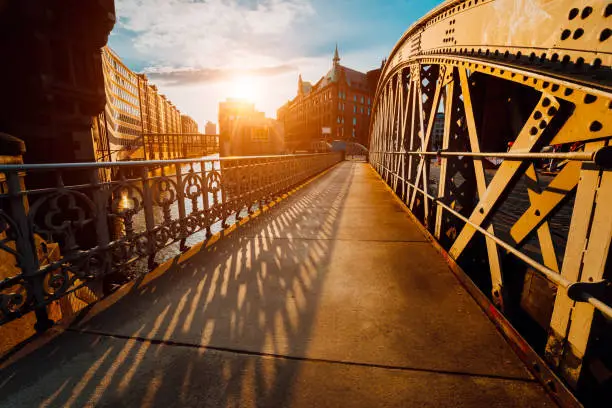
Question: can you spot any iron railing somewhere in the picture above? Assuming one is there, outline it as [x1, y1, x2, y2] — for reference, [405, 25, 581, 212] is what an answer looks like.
[0, 153, 342, 331]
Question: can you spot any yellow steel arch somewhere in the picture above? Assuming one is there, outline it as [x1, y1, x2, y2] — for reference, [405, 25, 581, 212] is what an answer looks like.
[369, 1, 611, 405]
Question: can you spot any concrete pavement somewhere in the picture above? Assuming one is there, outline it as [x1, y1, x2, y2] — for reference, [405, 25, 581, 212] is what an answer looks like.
[0, 162, 555, 407]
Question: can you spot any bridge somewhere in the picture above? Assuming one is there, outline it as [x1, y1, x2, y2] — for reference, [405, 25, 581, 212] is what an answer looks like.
[1, 1, 611, 407]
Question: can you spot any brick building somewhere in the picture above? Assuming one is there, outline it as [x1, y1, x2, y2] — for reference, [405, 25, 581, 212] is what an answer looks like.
[277, 46, 380, 151]
[431, 112, 445, 151]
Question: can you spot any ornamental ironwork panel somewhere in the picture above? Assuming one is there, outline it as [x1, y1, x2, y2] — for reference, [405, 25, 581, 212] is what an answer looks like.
[0, 153, 341, 331]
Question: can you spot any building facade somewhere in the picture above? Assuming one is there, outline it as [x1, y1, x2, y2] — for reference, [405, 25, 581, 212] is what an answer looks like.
[277, 46, 380, 151]
[205, 121, 217, 135]
[96, 47, 198, 162]
[100, 47, 143, 161]
[181, 115, 199, 134]
[431, 112, 445, 151]
[219, 99, 284, 156]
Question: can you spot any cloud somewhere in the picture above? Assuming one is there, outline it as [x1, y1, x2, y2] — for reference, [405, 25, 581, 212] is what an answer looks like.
[115, 0, 314, 69]
[109, 0, 399, 126]
[145, 64, 298, 85]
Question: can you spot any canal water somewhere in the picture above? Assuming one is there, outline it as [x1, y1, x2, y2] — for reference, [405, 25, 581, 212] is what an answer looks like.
[118, 154, 243, 277]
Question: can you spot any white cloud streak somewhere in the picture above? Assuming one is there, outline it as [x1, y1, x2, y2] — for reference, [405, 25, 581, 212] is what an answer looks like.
[116, 0, 314, 69]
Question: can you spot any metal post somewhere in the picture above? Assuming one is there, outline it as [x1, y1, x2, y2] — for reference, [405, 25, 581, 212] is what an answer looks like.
[6, 171, 54, 332]
[90, 168, 111, 283]
[175, 163, 188, 251]
[141, 166, 157, 269]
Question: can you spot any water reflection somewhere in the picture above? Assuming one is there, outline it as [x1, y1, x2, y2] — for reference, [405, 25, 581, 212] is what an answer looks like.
[116, 154, 227, 275]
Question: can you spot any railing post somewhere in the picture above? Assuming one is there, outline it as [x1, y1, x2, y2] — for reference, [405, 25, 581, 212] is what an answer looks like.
[141, 166, 157, 269]
[6, 171, 54, 332]
[175, 163, 188, 251]
[201, 159, 211, 240]
[90, 168, 111, 287]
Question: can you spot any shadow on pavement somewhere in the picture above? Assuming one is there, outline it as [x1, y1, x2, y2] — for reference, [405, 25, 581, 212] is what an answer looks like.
[0, 165, 354, 408]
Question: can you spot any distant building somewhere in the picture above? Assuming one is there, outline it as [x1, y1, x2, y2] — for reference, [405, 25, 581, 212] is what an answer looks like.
[99, 47, 144, 161]
[218, 99, 284, 156]
[431, 112, 445, 150]
[277, 45, 380, 151]
[94, 48, 191, 162]
[181, 115, 199, 134]
[205, 121, 217, 135]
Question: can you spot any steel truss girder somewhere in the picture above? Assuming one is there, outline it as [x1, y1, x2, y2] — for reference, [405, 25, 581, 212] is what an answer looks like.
[369, 34, 612, 401]
[382, 0, 612, 94]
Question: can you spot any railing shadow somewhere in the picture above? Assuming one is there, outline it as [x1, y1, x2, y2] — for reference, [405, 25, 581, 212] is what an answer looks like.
[0, 163, 355, 407]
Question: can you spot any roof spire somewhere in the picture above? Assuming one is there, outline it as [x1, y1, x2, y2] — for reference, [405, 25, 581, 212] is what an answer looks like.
[333, 43, 340, 66]
[298, 73, 303, 94]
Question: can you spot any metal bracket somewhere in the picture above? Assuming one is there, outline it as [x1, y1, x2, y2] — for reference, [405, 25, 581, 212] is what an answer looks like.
[593, 146, 612, 169]
[567, 280, 611, 303]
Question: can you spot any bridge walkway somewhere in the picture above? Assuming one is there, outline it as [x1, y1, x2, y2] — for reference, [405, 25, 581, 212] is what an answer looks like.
[0, 162, 555, 407]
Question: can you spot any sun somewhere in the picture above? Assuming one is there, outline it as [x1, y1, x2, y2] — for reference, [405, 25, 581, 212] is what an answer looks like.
[229, 75, 260, 101]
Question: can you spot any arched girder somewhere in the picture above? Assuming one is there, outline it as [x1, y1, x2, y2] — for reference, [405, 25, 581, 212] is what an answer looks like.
[369, 1, 612, 405]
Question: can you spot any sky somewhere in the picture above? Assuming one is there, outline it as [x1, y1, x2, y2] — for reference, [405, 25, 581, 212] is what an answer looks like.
[109, 0, 443, 129]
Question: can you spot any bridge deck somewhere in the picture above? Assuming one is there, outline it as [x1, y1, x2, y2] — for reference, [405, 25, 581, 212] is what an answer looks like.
[0, 162, 555, 407]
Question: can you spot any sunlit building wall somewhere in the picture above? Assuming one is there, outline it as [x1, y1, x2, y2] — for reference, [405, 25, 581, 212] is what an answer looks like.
[181, 115, 199, 134]
[277, 46, 380, 151]
[205, 121, 217, 135]
[219, 98, 284, 156]
[100, 47, 144, 161]
[97, 47, 203, 162]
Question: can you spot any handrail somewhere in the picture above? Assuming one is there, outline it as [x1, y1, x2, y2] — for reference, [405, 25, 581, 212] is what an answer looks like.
[0, 153, 336, 172]
[370, 147, 612, 165]
[370, 156, 612, 319]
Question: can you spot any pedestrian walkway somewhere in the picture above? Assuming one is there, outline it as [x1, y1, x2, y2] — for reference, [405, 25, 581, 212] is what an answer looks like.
[0, 162, 555, 407]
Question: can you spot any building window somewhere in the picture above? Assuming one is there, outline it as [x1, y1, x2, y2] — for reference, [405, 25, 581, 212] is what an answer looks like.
[337, 116, 341, 124]
[368, 98, 371, 105]
[353, 105, 356, 113]
[353, 95, 357, 102]
[353, 117, 357, 125]
[361, 107, 364, 114]
[360, 96, 364, 104]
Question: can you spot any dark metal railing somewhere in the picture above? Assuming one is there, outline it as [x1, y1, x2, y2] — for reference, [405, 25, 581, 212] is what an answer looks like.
[0, 153, 342, 330]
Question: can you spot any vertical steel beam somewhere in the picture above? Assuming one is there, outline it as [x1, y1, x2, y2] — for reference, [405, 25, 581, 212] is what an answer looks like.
[458, 68, 505, 309]
[449, 94, 560, 260]
[546, 141, 612, 388]
[434, 72, 453, 239]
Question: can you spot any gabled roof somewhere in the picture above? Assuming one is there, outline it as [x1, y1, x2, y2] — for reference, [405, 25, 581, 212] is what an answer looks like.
[314, 64, 368, 91]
